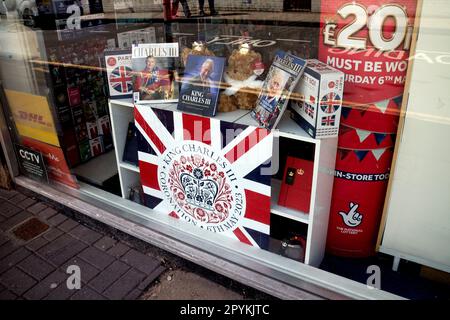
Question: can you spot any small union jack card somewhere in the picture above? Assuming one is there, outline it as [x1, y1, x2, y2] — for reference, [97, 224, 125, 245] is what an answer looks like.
[291, 59, 344, 138]
[134, 104, 274, 249]
[104, 49, 133, 99]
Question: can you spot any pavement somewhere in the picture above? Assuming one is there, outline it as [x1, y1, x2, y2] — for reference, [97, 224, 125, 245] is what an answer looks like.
[0, 187, 273, 300]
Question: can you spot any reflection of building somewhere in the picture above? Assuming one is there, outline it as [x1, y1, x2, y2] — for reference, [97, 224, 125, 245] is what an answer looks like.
[101, 0, 321, 13]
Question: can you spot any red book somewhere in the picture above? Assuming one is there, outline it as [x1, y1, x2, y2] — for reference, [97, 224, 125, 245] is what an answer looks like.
[278, 156, 314, 214]
[67, 87, 81, 107]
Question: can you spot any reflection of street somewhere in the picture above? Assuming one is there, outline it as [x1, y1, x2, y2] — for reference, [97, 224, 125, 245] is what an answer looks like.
[2, 7, 450, 127]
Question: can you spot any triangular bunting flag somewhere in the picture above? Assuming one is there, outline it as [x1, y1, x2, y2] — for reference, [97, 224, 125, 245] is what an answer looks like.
[356, 128, 371, 143]
[357, 104, 370, 117]
[339, 149, 351, 160]
[354, 150, 369, 161]
[393, 95, 403, 107]
[374, 99, 390, 114]
[374, 133, 387, 145]
[339, 125, 353, 135]
[371, 148, 387, 161]
[341, 106, 351, 119]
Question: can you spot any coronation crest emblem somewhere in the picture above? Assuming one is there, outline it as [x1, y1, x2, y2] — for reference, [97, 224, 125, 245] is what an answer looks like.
[158, 140, 246, 232]
[169, 155, 233, 224]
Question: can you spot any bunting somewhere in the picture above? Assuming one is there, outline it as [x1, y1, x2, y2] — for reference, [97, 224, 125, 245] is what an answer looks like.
[337, 147, 391, 162]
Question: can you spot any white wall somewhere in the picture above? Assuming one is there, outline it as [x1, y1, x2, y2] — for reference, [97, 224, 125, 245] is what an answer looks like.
[380, 0, 450, 272]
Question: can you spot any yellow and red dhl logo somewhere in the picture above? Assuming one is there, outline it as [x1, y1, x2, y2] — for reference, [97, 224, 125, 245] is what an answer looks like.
[16, 111, 53, 127]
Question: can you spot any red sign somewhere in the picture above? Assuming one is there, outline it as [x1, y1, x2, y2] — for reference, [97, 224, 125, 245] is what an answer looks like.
[22, 137, 79, 189]
[319, 0, 417, 106]
[327, 147, 394, 257]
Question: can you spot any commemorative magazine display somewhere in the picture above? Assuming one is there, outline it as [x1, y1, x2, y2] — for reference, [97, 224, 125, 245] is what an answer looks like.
[177, 55, 225, 117]
[104, 49, 133, 99]
[251, 51, 307, 130]
[132, 43, 179, 104]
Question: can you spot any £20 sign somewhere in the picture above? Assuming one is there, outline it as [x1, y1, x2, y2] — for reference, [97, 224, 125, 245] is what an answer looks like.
[323, 2, 416, 52]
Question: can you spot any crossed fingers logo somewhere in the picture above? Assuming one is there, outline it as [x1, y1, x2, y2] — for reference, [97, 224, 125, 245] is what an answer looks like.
[339, 202, 363, 228]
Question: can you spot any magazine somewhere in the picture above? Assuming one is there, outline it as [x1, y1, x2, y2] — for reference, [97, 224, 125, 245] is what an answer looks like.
[177, 55, 225, 117]
[251, 51, 307, 130]
[104, 49, 133, 99]
[132, 43, 179, 104]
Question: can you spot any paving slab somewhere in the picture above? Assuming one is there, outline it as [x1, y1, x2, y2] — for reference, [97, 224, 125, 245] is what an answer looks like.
[28, 203, 48, 215]
[58, 219, 79, 232]
[120, 249, 162, 275]
[0, 267, 37, 296]
[23, 270, 67, 300]
[25, 237, 48, 251]
[94, 236, 117, 251]
[36, 207, 58, 220]
[70, 287, 107, 300]
[0, 211, 32, 232]
[0, 247, 32, 273]
[107, 242, 130, 258]
[61, 257, 100, 284]
[17, 254, 55, 281]
[103, 268, 146, 300]
[0, 202, 22, 219]
[37, 234, 88, 266]
[69, 224, 103, 245]
[88, 260, 130, 293]
[47, 214, 68, 227]
[78, 247, 115, 270]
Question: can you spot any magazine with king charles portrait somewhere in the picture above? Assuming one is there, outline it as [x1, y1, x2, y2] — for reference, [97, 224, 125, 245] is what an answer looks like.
[132, 43, 180, 104]
[177, 55, 225, 117]
[251, 51, 307, 130]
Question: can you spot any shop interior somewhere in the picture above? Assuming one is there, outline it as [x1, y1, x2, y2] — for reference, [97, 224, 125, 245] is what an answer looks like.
[1, 2, 449, 300]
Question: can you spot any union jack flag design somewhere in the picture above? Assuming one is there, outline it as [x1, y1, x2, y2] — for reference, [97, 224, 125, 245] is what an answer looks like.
[109, 66, 133, 93]
[134, 104, 274, 249]
[303, 102, 315, 119]
[321, 115, 336, 126]
[320, 92, 341, 114]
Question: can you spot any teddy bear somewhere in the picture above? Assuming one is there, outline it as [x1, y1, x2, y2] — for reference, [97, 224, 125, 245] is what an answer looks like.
[180, 41, 215, 67]
[218, 46, 264, 112]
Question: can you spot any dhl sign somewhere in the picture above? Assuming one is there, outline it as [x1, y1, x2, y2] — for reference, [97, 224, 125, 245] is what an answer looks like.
[5, 89, 60, 147]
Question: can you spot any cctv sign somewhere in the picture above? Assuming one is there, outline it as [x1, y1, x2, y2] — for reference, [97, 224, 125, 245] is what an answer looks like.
[16, 144, 48, 183]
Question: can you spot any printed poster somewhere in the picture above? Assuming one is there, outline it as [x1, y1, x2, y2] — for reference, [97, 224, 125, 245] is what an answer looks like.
[6, 89, 60, 147]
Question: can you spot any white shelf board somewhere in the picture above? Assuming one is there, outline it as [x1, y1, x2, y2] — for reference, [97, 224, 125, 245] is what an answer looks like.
[72, 150, 118, 186]
[236, 110, 317, 144]
[110, 98, 251, 124]
[120, 162, 140, 173]
[110, 98, 134, 108]
[271, 179, 310, 225]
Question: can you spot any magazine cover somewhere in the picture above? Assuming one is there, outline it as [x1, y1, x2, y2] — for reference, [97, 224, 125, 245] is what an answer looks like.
[132, 43, 179, 104]
[251, 51, 307, 130]
[177, 55, 225, 117]
[104, 49, 133, 99]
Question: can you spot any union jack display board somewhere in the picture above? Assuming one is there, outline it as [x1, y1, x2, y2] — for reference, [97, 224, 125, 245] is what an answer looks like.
[134, 104, 274, 249]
